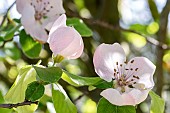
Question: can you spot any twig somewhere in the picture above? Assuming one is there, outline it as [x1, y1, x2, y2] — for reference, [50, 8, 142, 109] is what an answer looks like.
[66, 12, 170, 50]
[0, 100, 38, 109]
[0, 1, 16, 27]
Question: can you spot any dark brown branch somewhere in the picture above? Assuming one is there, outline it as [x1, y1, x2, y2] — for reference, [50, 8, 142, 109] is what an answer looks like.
[155, 0, 170, 96]
[0, 100, 38, 109]
[66, 12, 170, 50]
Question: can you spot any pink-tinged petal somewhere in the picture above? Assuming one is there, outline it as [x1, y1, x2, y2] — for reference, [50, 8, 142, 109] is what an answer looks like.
[101, 88, 150, 106]
[125, 57, 155, 89]
[46, 0, 65, 17]
[16, 0, 29, 14]
[48, 14, 67, 42]
[93, 43, 126, 82]
[43, 15, 60, 31]
[21, 4, 48, 43]
[49, 27, 84, 59]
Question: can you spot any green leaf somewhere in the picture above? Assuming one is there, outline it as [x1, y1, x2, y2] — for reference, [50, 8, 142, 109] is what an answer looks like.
[4, 42, 21, 60]
[62, 70, 102, 86]
[34, 66, 62, 83]
[129, 24, 148, 34]
[13, 19, 21, 23]
[3, 24, 21, 40]
[4, 65, 38, 113]
[52, 83, 77, 113]
[66, 18, 93, 37]
[19, 29, 42, 59]
[25, 81, 45, 101]
[0, 91, 12, 113]
[97, 98, 136, 113]
[149, 90, 165, 113]
[94, 80, 113, 89]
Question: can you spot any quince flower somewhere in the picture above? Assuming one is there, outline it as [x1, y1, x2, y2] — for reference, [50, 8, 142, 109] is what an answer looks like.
[16, 0, 65, 43]
[48, 14, 84, 60]
[93, 43, 156, 106]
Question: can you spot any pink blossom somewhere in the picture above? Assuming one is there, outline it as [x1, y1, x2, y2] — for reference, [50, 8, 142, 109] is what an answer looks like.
[16, 0, 65, 43]
[48, 14, 84, 59]
[93, 43, 156, 106]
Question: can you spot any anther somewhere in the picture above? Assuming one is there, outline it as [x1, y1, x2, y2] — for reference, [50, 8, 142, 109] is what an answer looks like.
[130, 60, 134, 63]
[125, 69, 129, 70]
[135, 68, 139, 71]
[130, 68, 133, 71]
[133, 75, 140, 79]
[114, 69, 116, 72]
[116, 62, 118, 65]
[128, 85, 134, 88]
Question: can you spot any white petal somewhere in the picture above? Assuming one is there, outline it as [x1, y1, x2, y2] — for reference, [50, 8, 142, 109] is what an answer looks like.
[46, 0, 65, 16]
[101, 88, 150, 106]
[48, 14, 67, 42]
[21, 4, 48, 43]
[125, 57, 155, 89]
[49, 27, 84, 59]
[93, 43, 126, 82]
[16, 0, 29, 14]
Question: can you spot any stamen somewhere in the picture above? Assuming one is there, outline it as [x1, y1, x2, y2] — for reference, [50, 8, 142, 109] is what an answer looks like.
[135, 68, 139, 71]
[128, 85, 134, 88]
[116, 62, 118, 65]
[130, 60, 134, 63]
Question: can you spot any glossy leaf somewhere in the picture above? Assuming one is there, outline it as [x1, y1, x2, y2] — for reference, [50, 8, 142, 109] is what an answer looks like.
[149, 90, 165, 113]
[19, 30, 42, 59]
[34, 66, 62, 83]
[62, 70, 102, 86]
[94, 80, 113, 89]
[4, 65, 37, 113]
[3, 25, 20, 40]
[52, 83, 77, 113]
[97, 98, 136, 113]
[66, 18, 93, 37]
[25, 81, 45, 101]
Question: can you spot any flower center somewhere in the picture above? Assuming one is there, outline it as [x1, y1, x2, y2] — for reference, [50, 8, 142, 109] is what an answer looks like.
[113, 60, 140, 93]
[29, 0, 54, 21]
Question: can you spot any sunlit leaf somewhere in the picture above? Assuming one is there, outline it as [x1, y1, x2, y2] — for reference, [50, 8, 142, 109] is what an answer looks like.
[25, 81, 45, 101]
[97, 98, 136, 113]
[62, 70, 101, 86]
[4, 42, 21, 60]
[149, 90, 165, 113]
[67, 18, 93, 37]
[19, 30, 42, 59]
[4, 65, 37, 113]
[146, 22, 159, 34]
[130, 24, 147, 34]
[52, 83, 77, 113]
[0, 91, 12, 113]
[125, 33, 146, 48]
[33, 66, 62, 83]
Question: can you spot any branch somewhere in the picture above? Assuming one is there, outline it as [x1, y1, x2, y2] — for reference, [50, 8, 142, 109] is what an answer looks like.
[0, 100, 38, 109]
[66, 12, 170, 50]
[0, 1, 16, 27]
